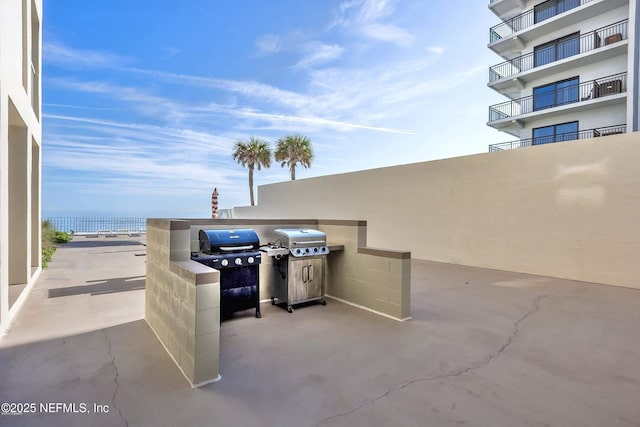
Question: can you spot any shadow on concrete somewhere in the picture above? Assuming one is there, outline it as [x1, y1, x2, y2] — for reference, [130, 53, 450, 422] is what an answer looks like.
[0, 319, 188, 427]
[63, 239, 146, 249]
[48, 276, 145, 298]
[90, 249, 147, 255]
[9, 283, 27, 308]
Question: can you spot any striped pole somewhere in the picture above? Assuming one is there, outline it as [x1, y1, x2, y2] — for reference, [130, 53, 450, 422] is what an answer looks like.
[211, 188, 219, 219]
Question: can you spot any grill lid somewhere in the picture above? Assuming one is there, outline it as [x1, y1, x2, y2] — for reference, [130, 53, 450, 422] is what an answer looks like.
[273, 228, 326, 247]
[199, 229, 260, 254]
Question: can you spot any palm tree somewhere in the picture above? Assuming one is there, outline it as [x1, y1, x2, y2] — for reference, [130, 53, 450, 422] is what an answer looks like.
[274, 134, 314, 181]
[232, 137, 271, 206]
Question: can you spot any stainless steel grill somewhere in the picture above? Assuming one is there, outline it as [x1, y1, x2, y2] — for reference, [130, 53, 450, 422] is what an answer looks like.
[261, 228, 329, 313]
[191, 229, 262, 319]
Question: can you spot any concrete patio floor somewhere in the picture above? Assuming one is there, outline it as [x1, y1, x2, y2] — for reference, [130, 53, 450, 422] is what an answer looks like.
[1, 236, 639, 427]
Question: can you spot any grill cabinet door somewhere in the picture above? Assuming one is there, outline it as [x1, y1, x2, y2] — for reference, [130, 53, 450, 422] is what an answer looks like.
[289, 257, 324, 303]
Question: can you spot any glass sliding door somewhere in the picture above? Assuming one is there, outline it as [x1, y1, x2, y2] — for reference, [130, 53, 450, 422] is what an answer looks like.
[534, 33, 580, 67]
[558, 0, 580, 14]
[533, 121, 579, 145]
[535, 0, 556, 23]
[533, 84, 557, 111]
[557, 34, 580, 60]
[533, 77, 579, 111]
[533, 126, 556, 145]
[535, 0, 581, 24]
[556, 78, 579, 106]
[534, 43, 557, 67]
[555, 121, 579, 142]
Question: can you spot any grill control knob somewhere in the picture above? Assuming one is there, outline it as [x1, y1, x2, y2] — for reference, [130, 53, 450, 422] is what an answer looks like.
[221, 259, 229, 267]
[248, 257, 254, 264]
[313, 247, 318, 253]
[305, 248, 310, 253]
[235, 258, 242, 266]
[296, 249, 302, 255]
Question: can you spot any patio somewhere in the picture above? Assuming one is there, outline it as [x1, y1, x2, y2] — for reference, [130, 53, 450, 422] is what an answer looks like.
[1, 236, 639, 426]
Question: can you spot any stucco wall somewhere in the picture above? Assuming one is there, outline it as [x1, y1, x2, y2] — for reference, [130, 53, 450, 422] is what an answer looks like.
[235, 132, 640, 289]
[0, 0, 42, 334]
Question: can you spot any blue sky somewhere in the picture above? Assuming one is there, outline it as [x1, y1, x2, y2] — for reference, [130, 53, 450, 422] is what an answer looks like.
[42, 0, 506, 217]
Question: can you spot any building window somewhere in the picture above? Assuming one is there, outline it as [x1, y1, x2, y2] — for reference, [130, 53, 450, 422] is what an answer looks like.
[534, 32, 580, 67]
[533, 121, 579, 145]
[533, 77, 579, 111]
[534, 0, 581, 24]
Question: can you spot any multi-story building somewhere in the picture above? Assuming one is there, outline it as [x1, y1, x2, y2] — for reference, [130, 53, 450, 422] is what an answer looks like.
[0, 0, 42, 333]
[487, 0, 639, 151]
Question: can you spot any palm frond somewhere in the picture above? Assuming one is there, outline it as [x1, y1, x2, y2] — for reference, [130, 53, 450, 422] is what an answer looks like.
[274, 134, 314, 180]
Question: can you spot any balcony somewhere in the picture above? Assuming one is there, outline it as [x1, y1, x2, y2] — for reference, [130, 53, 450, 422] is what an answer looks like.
[490, 0, 590, 44]
[489, 0, 526, 20]
[488, 124, 626, 151]
[489, 0, 628, 58]
[489, 73, 627, 127]
[488, 20, 628, 97]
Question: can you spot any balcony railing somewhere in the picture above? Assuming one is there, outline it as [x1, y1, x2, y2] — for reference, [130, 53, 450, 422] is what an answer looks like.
[489, 72, 627, 122]
[490, 0, 593, 43]
[488, 124, 626, 151]
[44, 217, 147, 234]
[489, 20, 628, 82]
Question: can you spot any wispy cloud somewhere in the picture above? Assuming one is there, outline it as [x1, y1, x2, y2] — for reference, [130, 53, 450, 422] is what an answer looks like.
[360, 23, 414, 46]
[236, 110, 415, 134]
[48, 75, 401, 134]
[44, 114, 232, 154]
[294, 42, 344, 68]
[44, 40, 129, 68]
[43, 103, 117, 111]
[49, 78, 193, 124]
[43, 114, 244, 199]
[256, 34, 283, 53]
[45, 36, 476, 144]
[334, 0, 396, 26]
[124, 68, 312, 111]
[162, 46, 182, 59]
[331, 0, 413, 46]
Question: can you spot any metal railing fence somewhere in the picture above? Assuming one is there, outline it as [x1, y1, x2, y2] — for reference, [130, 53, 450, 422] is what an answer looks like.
[488, 124, 626, 151]
[489, 20, 628, 82]
[490, 0, 592, 43]
[489, 72, 627, 122]
[44, 217, 147, 234]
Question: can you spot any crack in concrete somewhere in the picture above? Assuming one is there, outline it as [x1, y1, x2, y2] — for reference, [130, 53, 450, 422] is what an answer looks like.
[103, 330, 129, 427]
[315, 294, 549, 426]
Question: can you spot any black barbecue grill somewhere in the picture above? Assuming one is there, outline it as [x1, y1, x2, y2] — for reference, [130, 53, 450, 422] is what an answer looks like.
[191, 229, 262, 318]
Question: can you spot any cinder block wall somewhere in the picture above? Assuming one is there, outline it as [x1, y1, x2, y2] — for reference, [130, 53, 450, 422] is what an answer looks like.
[145, 219, 221, 387]
[236, 132, 640, 290]
[318, 222, 411, 320]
